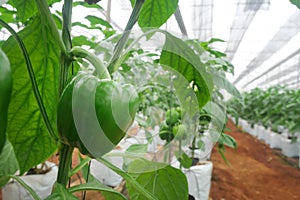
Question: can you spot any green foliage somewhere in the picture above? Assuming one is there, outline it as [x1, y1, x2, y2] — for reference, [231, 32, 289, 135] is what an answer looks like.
[131, 0, 179, 29]
[2, 17, 59, 174]
[0, 6, 17, 23]
[0, 0, 239, 198]
[45, 183, 77, 200]
[126, 159, 188, 200]
[290, 0, 300, 9]
[228, 85, 300, 134]
[0, 141, 18, 187]
[160, 33, 213, 109]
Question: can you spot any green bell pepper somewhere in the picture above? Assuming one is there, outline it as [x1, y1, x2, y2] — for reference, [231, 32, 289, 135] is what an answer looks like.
[0, 48, 12, 153]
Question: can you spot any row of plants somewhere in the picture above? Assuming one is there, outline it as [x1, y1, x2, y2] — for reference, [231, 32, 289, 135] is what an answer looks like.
[227, 85, 300, 138]
[0, 0, 239, 199]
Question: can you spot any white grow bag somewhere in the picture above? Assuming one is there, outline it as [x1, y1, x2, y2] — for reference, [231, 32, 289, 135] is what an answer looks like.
[90, 149, 124, 187]
[2, 161, 58, 200]
[172, 159, 213, 200]
[270, 132, 282, 149]
[281, 137, 299, 158]
[183, 161, 213, 200]
[257, 125, 265, 141]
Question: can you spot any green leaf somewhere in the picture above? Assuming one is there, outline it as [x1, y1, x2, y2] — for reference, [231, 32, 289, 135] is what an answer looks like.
[2, 17, 59, 174]
[159, 33, 212, 109]
[0, 6, 17, 23]
[8, 0, 60, 23]
[97, 157, 158, 200]
[72, 36, 97, 48]
[126, 159, 188, 200]
[175, 151, 192, 169]
[9, 0, 37, 23]
[219, 133, 237, 149]
[68, 182, 127, 200]
[0, 140, 18, 187]
[290, 0, 300, 9]
[45, 182, 77, 200]
[137, 0, 179, 28]
[85, 15, 112, 28]
[213, 73, 242, 100]
[126, 143, 148, 153]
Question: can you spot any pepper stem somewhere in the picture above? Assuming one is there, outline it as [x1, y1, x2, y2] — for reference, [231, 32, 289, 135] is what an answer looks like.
[70, 46, 111, 80]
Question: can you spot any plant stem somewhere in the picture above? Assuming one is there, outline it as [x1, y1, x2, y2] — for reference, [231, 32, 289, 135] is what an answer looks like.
[0, 19, 58, 142]
[70, 47, 111, 80]
[62, 0, 73, 51]
[56, 0, 74, 187]
[59, 0, 73, 95]
[35, 0, 66, 53]
[57, 144, 74, 185]
[174, 7, 188, 37]
[107, 0, 145, 73]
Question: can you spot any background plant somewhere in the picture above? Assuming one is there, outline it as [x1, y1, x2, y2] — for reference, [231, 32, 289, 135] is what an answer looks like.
[227, 85, 300, 137]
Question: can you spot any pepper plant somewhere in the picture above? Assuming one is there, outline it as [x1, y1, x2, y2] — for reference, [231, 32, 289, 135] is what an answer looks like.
[227, 85, 300, 139]
[0, 0, 237, 199]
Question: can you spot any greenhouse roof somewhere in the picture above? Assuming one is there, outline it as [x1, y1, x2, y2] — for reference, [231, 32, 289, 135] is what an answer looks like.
[95, 0, 300, 91]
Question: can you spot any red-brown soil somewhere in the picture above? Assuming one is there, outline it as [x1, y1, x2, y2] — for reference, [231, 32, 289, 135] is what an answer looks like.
[209, 119, 300, 200]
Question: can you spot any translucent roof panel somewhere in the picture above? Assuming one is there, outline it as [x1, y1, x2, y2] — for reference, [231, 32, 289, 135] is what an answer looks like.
[233, 11, 300, 87]
[95, 0, 300, 91]
[225, 0, 270, 61]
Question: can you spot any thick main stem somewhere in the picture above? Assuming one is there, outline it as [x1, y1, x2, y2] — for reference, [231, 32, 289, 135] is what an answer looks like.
[57, 144, 74, 185]
[57, 0, 74, 186]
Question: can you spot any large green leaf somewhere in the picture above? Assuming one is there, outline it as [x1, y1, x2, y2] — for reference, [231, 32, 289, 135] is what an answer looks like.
[9, 0, 37, 23]
[131, 0, 178, 29]
[0, 6, 17, 23]
[2, 17, 59, 174]
[159, 33, 212, 109]
[0, 140, 18, 187]
[8, 0, 60, 23]
[126, 159, 188, 200]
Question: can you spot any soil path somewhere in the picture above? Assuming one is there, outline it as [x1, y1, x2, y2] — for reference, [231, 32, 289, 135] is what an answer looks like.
[209, 119, 300, 200]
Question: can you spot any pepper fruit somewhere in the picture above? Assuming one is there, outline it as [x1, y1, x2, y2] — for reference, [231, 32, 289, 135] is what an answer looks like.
[57, 72, 139, 157]
[173, 124, 187, 140]
[0, 48, 12, 153]
[158, 121, 174, 142]
[165, 108, 180, 126]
